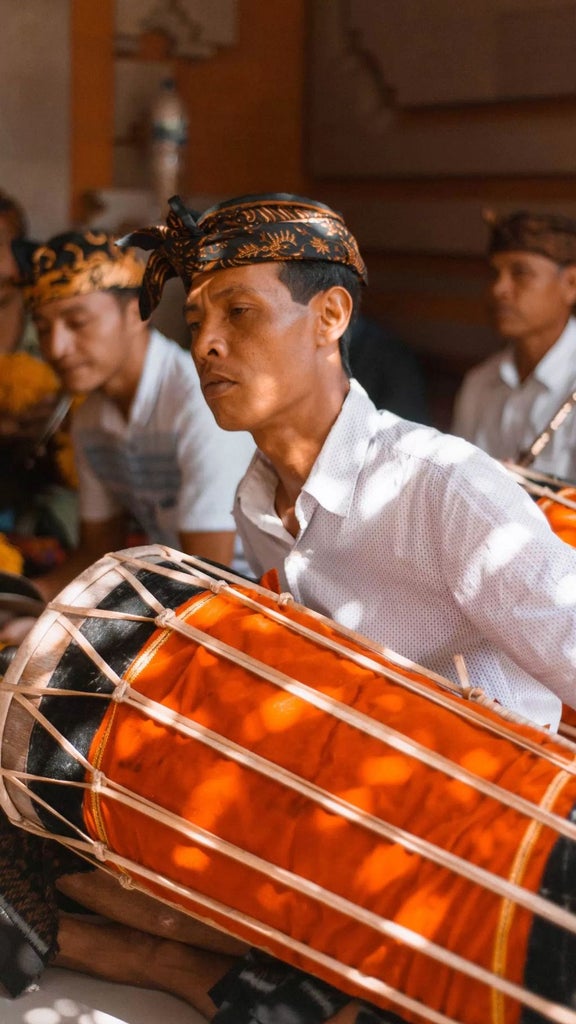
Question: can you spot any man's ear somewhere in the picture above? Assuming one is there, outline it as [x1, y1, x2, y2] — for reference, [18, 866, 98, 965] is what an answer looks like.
[124, 294, 149, 330]
[315, 286, 353, 347]
[562, 264, 576, 306]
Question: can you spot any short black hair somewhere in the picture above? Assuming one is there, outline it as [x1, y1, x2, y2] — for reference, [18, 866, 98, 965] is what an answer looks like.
[277, 260, 362, 373]
[107, 286, 142, 309]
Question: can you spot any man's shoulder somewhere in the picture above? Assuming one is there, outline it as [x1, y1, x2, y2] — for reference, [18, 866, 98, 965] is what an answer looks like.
[149, 328, 192, 366]
[367, 411, 498, 494]
[147, 329, 200, 390]
[460, 349, 505, 390]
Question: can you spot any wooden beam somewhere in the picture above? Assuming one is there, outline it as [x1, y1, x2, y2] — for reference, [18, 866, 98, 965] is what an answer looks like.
[70, 0, 115, 223]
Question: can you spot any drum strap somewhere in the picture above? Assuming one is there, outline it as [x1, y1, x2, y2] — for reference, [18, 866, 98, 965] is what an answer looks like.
[517, 387, 576, 466]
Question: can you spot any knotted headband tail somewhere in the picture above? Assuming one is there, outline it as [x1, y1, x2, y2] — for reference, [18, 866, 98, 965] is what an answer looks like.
[118, 192, 368, 319]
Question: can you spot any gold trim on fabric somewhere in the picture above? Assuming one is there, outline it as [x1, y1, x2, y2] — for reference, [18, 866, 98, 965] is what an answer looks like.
[87, 700, 120, 845]
[491, 768, 574, 1024]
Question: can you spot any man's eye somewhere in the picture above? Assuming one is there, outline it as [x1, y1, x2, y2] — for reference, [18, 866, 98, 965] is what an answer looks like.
[187, 322, 201, 334]
[229, 306, 249, 318]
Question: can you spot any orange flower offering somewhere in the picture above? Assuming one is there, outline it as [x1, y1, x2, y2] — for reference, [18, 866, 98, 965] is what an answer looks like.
[0, 533, 23, 574]
[0, 351, 60, 414]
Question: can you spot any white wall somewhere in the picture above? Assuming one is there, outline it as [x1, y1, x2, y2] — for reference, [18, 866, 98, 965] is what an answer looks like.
[0, 0, 70, 237]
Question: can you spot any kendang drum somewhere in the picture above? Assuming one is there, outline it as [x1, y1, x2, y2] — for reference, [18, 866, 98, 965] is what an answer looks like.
[505, 462, 576, 549]
[1, 545, 576, 1024]
[506, 463, 576, 740]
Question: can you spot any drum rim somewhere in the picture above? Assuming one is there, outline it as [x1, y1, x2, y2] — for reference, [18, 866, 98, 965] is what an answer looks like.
[0, 544, 179, 826]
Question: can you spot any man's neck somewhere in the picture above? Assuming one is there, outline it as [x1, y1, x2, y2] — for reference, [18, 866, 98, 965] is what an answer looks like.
[102, 326, 150, 420]
[512, 319, 570, 382]
[258, 379, 350, 537]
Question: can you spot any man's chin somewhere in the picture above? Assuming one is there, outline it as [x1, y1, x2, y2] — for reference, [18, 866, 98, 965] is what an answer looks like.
[61, 375, 97, 396]
[491, 317, 523, 341]
[210, 413, 248, 433]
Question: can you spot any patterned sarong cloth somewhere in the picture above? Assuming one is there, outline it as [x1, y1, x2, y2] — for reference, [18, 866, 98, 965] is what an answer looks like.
[0, 811, 90, 997]
[209, 948, 400, 1024]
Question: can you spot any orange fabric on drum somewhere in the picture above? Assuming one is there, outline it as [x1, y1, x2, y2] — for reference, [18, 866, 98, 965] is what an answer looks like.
[538, 487, 576, 547]
[536, 491, 576, 735]
[83, 585, 576, 1024]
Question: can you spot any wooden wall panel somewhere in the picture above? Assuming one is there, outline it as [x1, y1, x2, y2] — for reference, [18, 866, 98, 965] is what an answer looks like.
[177, 0, 308, 197]
[68, 0, 576, 426]
[70, 0, 115, 223]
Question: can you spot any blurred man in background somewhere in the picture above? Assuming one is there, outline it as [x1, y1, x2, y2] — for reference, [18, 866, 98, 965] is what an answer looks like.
[452, 210, 576, 479]
[1, 229, 253, 633]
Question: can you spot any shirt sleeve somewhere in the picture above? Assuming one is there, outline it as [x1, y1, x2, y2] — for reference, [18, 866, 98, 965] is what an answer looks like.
[439, 448, 576, 708]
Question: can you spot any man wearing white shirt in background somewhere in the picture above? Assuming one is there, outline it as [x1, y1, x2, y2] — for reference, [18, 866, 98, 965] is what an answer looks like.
[452, 210, 576, 479]
[3, 229, 253, 622]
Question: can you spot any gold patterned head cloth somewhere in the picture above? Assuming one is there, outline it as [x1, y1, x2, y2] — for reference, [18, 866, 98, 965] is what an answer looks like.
[485, 209, 576, 265]
[118, 193, 368, 319]
[12, 230, 145, 312]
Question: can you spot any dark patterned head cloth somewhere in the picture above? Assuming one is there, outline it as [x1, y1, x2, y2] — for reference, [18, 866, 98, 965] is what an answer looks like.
[12, 230, 144, 313]
[485, 209, 576, 266]
[118, 193, 368, 319]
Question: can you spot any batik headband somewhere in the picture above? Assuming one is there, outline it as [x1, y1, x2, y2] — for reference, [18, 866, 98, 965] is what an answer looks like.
[118, 193, 368, 319]
[485, 209, 576, 265]
[12, 230, 144, 312]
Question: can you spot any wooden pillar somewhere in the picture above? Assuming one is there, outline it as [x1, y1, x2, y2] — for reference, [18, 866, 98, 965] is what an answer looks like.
[69, 0, 115, 223]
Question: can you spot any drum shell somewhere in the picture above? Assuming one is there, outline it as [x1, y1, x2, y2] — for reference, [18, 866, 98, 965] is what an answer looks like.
[1, 547, 575, 1024]
[538, 487, 576, 547]
[81, 587, 576, 1024]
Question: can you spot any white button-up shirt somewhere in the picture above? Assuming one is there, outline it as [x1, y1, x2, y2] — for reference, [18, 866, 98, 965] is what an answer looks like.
[235, 380, 576, 730]
[73, 329, 254, 544]
[452, 317, 576, 480]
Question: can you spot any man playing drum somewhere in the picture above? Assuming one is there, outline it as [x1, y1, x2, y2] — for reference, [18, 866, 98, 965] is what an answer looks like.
[12, 194, 576, 1023]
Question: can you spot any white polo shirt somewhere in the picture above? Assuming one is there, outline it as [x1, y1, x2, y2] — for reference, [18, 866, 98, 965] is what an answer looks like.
[452, 317, 576, 480]
[235, 381, 576, 730]
[72, 329, 254, 545]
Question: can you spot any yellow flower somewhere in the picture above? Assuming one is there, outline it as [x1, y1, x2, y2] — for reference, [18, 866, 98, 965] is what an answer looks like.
[0, 533, 24, 574]
[0, 351, 60, 414]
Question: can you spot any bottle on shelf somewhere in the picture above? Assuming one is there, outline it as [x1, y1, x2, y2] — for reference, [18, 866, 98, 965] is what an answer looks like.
[149, 77, 189, 218]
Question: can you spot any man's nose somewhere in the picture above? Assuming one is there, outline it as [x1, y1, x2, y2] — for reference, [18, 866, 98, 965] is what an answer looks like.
[42, 322, 73, 362]
[490, 271, 509, 299]
[191, 318, 227, 362]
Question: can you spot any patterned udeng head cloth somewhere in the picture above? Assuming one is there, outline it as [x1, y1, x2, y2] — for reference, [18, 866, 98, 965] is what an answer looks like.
[12, 230, 144, 313]
[118, 193, 368, 319]
[486, 209, 576, 266]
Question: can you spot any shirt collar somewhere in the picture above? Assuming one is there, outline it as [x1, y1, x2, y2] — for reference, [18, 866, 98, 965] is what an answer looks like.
[499, 316, 576, 389]
[237, 381, 383, 529]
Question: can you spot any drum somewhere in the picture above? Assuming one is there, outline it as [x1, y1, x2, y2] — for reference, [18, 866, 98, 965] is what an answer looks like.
[1, 544, 576, 1024]
[505, 465, 576, 741]
[505, 463, 576, 548]
[537, 488, 576, 548]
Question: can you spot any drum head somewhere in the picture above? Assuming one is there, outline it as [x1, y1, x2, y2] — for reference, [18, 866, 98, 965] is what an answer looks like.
[0, 546, 207, 836]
